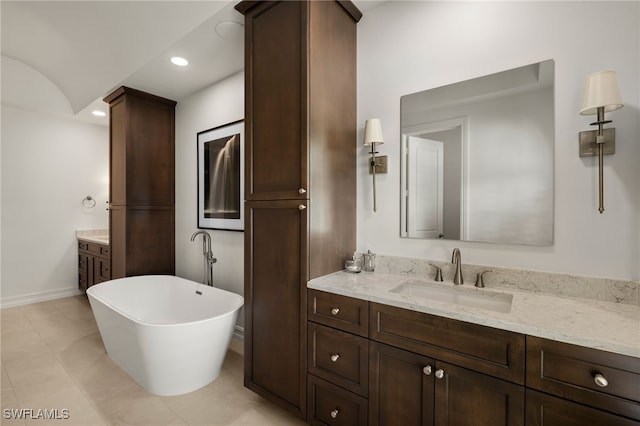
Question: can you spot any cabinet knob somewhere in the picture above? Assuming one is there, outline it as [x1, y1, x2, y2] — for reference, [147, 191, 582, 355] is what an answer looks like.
[330, 354, 340, 362]
[298, 204, 306, 211]
[593, 373, 609, 388]
[423, 365, 433, 376]
[330, 409, 339, 419]
[330, 307, 340, 316]
[298, 188, 307, 194]
[435, 369, 445, 379]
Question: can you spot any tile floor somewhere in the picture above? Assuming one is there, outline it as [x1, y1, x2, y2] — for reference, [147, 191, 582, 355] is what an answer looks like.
[1, 296, 306, 426]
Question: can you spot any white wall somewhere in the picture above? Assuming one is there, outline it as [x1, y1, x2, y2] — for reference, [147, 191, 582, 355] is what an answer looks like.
[174, 72, 245, 329]
[1, 106, 109, 306]
[357, 1, 640, 281]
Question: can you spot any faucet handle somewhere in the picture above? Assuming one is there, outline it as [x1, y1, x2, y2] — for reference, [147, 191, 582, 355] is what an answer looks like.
[475, 270, 493, 288]
[429, 264, 443, 282]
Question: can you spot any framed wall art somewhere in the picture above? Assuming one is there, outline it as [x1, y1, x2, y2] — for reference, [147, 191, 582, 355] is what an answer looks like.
[197, 120, 244, 231]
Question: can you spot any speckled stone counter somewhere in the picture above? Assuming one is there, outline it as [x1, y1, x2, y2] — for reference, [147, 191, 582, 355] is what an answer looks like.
[308, 270, 640, 358]
[76, 229, 109, 244]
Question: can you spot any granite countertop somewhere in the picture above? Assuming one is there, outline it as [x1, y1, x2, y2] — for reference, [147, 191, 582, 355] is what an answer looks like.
[76, 229, 109, 245]
[308, 270, 640, 359]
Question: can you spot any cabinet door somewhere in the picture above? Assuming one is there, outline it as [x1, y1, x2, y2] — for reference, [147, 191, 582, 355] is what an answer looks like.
[78, 252, 91, 290]
[434, 361, 524, 426]
[245, 200, 308, 416]
[526, 389, 640, 426]
[244, 0, 308, 201]
[369, 341, 435, 426]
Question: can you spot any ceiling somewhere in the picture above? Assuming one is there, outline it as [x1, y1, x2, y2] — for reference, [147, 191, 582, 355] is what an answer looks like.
[1, 0, 383, 127]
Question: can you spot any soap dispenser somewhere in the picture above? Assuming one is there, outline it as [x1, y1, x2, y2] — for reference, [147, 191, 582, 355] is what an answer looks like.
[362, 250, 376, 272]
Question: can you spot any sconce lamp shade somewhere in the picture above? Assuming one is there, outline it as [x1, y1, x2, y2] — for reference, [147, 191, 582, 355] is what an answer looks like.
[580, 70, 624, 115]
[363, 118, 384, 146]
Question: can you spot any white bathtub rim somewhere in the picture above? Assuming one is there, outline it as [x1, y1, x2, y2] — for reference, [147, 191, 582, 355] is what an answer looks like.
[87, 275, 243, 328]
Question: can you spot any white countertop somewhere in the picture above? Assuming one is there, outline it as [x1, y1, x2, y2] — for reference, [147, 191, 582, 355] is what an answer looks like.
[308, 270, 640, 358]
[76, 229, 109, 245]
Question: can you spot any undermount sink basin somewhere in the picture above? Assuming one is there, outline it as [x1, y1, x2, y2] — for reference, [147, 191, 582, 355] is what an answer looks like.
[390, 280, 513, 313]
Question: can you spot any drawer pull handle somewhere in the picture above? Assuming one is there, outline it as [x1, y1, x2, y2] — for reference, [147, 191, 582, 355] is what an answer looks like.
[435, 369, 445, 379]
[330, 354, 340, 362]
[298, 204, 306, 211]
[299, 188, 307, 194]
[330, 409, 339, 419]
[331, 307, 340, 315]
[594, 373, 609, 388]
[423, 365, 432, 376]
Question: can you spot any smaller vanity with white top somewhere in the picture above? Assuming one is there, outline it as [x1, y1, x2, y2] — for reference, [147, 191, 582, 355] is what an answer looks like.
[77, 230, 110, 291]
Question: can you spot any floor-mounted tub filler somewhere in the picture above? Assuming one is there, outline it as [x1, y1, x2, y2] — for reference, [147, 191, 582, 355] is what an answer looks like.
[87, 275, 243, 396]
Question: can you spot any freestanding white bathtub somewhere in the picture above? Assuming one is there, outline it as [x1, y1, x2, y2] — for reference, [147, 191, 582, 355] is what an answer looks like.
[86, 275, 243, 396]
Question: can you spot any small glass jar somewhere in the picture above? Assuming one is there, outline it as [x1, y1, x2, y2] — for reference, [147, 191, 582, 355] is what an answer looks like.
[362, 251, 376, 272]
[345, 258, 362, 273]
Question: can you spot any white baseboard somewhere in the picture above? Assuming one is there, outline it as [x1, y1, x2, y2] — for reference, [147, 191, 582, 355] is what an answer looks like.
[229, 325, 244, 356]
[1, 287, 83, 309]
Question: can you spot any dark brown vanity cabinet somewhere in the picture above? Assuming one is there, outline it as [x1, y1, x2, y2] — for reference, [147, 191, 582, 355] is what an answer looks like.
[78, 240, 111, 290]
[237, 0, 360, 420]
[307, 290, 369, 425]
[526, 336, 640, 425]
[103, 87, 176, 279]
[369, 303, 525, 426]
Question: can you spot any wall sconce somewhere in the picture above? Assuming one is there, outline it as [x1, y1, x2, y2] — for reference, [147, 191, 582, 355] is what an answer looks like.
[363, 118, 386, 212]
[579, 70, 624, 214]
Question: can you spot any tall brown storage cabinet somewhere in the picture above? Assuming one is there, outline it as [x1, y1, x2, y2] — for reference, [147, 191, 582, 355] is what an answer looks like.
[104, 87, 177, 278]
[236, 0, 361, 420]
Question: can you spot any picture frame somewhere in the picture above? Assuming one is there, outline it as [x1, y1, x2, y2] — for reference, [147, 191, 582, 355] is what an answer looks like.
[197, 120, 244, 231]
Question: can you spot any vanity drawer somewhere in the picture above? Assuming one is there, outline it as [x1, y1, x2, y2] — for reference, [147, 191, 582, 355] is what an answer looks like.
[307, 374, 368, 426]
[527, 336, 640, 420]
[370, 302, 525, 384]
[308, 289, 369, 337]
[308, 322, 369, 396]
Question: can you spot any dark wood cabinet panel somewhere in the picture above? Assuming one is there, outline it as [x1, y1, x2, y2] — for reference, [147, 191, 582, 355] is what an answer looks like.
[308, 289, 369, 337]
[371, 302, 526, 384]
[434, 361, 524, 426]
[369, 341, 435, 426]
[308, 322, 369, 397]
[78, 240, 110, 290]
[104, 86, 176, 279]
[526, 389, 640, 426]
[238, 0, 359, 420]
[244, 200, 308, 414]
[245, 0, 306, 201]
[527, 336, 640, 421]
[307, 375, 368, 426]
[369, 341, 524, 426]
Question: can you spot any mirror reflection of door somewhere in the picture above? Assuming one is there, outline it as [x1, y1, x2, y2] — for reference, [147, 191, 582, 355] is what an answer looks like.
[407, 136, 443, 239]
[402, 117, 466, 240]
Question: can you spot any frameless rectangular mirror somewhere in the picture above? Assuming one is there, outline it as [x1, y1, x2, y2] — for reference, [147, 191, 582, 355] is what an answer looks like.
[400, 60, 554, 245]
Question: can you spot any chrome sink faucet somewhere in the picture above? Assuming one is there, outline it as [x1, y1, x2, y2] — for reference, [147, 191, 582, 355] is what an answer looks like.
[451, 248, 463, 285]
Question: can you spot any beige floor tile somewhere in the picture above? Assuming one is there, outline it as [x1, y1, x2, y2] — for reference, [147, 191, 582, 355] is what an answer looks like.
[2, 295, 305, 426]
[227, 400, 307, 426]
[56, 331, 106, 373]
[0, 329, 48, 359]
[0, 308, 34, 335]
[1, 388, 27, 426]
[87, 383, 182, 426]
[70, 354, 138, 398]
[2, 362, 14, 390]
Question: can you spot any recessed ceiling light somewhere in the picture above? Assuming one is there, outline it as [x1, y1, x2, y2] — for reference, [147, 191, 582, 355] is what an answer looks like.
[92, 110, 106, 117]
[170, 56, 189, 67]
